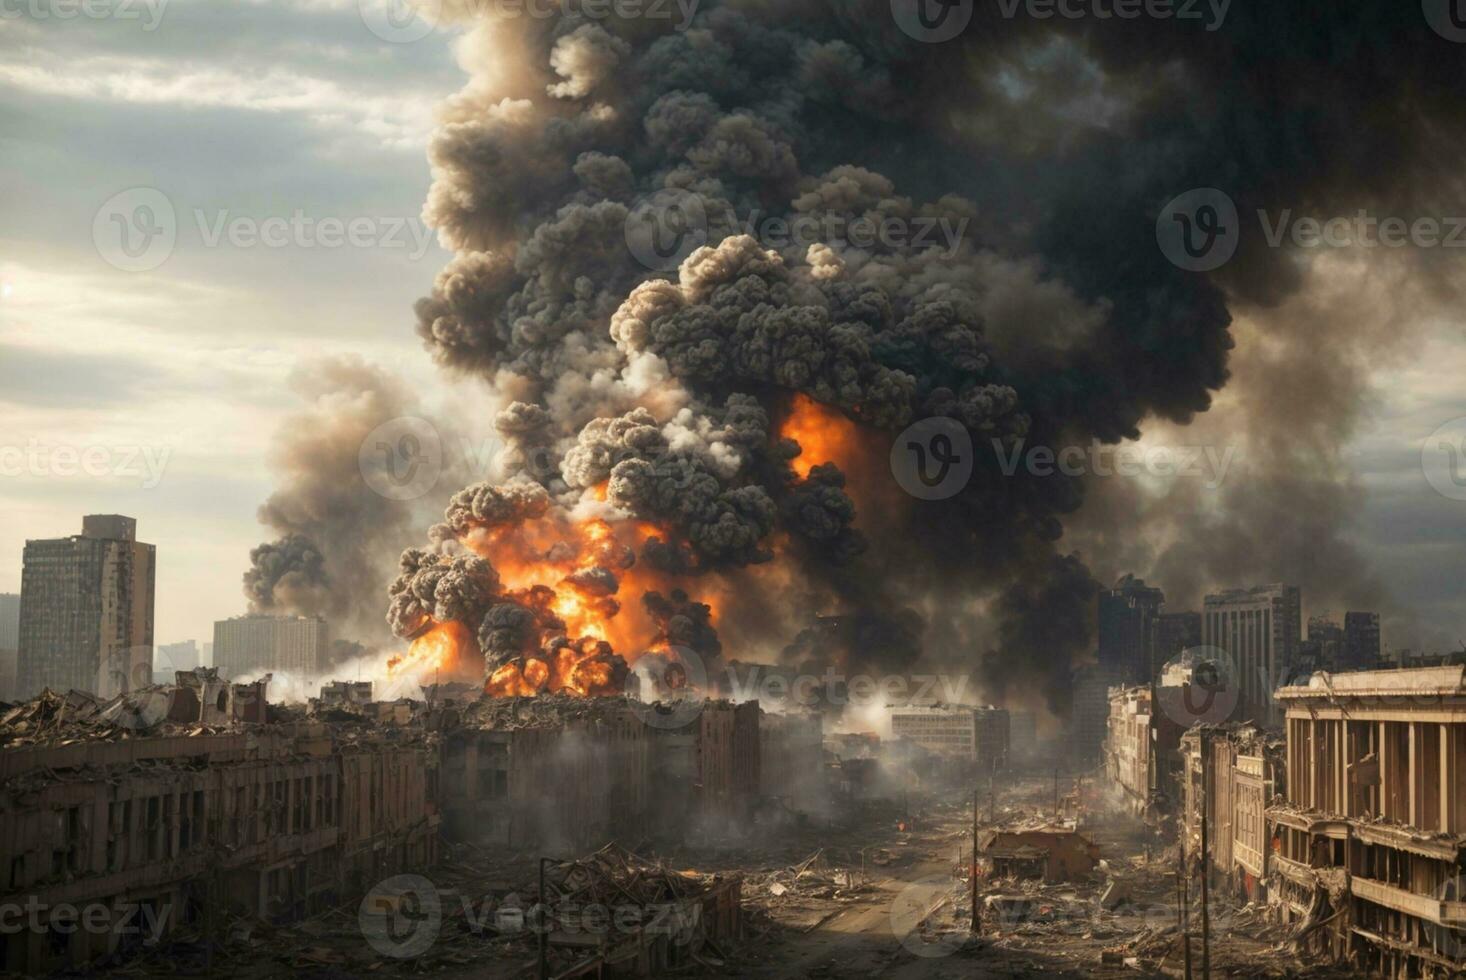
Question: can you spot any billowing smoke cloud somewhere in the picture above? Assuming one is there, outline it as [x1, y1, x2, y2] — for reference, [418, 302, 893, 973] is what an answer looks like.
[376, 1, 1466, 711]
[246, 357, 427, 648]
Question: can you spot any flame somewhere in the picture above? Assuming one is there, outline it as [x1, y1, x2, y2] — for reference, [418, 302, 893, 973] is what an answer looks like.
[779, 393, 862, 479]
[387, 620, 474, 681]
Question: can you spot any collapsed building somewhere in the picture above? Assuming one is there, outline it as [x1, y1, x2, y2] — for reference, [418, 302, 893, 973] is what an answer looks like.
[1179, 723, 1283, 904]
[977, 823, 1101, 883]
[0, 675, 439, 975]
[1103, 685, 1185, 824]
[1267, 667, 1466, 977]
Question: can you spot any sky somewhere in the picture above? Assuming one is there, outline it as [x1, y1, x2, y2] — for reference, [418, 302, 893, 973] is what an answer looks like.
[0, 0, 471, 647]
[2, 0, 1465, 656]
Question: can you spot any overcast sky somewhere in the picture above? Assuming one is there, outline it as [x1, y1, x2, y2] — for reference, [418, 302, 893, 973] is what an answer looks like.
[2, 1, 1464, 656]
[0, 0, 468, 648]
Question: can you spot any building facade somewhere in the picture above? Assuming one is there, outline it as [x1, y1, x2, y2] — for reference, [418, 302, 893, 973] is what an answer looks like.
[1268, 667, 1466, 976]
[213, 615, 328, 679]
[1202, 583, 1301, 728]
[17, 516, 155, 699]
[1179, 724, 1282, 904]
[1103, 685, 1185, 823]
[1342, 611, 1382, 672]
[1097, 575, 1165, 685]
[889, 704, 1010, 769]
[1151, 611, 1202, 677]
[0, 593, 19, 652]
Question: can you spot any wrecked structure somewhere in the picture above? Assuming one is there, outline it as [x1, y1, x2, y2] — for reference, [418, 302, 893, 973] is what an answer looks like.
[759, 709, 822, 810]
[1179, 723, 1283, 904]
[1103, 685, 1184, 824]
[978, 823, 1100, 883]
[1268, 667, 1466, 976]
[0, 676, 439, 975]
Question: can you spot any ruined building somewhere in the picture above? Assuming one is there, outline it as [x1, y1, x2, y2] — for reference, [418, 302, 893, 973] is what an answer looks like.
[1268, 667, 1466, 976]
[888, 704, 1010, 770]
[17, 516, 155, 699]
[0, 675, 438, 975]
[1103, 685, 1185, 824]
[1179, 723, 1283, 904]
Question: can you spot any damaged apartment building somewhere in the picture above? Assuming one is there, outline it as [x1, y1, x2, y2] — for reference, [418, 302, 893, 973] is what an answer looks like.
[0, 671, 439, 975]
[1179, 723, 1283, 904]
[1268, 667, 1466, 977]
[1104, 685, 1185, 824]
[438, 696, 774, 849]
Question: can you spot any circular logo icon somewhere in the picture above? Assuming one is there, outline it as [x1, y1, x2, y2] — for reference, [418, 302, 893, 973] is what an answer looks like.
[1155, 645, 1241, 728]
[1423, 0, 1466, 42]
[629, 644, 709, 731]
[1155, 188, 1239, 272]
[359, 874, 441, 959]
[1421, 416, 1466, 501]
[359, 0, 440, 43]
[624, 189, 708, 271]
[889, 875, 966, 958]
[890, 0, 973, 42]
[359, 416, 443, 501]
[93, 187, 176, 272]
[890, 417, 973, 500]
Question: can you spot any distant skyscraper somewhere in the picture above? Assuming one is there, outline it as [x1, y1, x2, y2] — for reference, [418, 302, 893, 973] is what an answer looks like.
[153, 639, 200, 684]
[213, 615, 328, 678]
[1307, 616, 1344, 669]
[1342, 612, 1381, 671]
[0, 593, 19, 651]
[1097, 575, 1165, 684]
[1150, 611, 1202, 675]
[17, 516, 156, 698]
[1202, 583, 1301, 728]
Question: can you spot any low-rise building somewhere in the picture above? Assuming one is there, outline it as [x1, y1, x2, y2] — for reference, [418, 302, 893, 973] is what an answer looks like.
[888, 704, 1009, 769]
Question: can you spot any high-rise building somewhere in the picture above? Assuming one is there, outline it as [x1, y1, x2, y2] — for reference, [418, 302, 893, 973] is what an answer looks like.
[0, 593, 19, 651]
[1150, 611, 1201, 674]
[1097, 575, 1165, 684]
[17, 516, 156, 698]
[888, 704, 1010, 768]
[213, 614, 329, 678]
[153, 639, 201, 685]
[1306, 615, 1344, 668]
[1201, 583, 1301, 729]
[1341, 611, 1381, 671]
